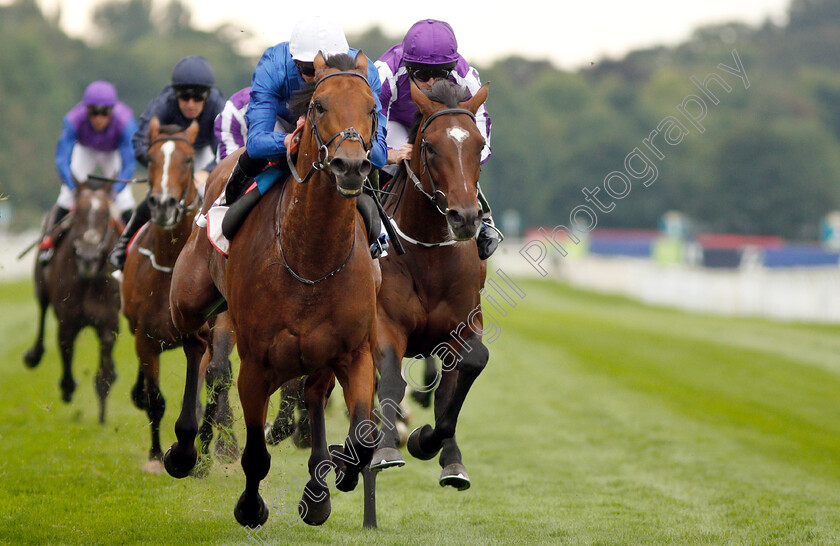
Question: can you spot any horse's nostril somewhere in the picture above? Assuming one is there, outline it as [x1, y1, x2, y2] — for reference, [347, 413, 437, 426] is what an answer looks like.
[165, 197, 177, 209]
[447, 209, 464, 227]
[148, 195, 160, 208]
[330, 157, 348, 177]
[360, 159, 372, 178]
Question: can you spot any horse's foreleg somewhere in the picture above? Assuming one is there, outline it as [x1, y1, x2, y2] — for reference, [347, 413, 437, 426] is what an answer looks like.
[199, 318, 239, 464]
[407, 334, 488, 483]
[371, 345, 409, 471]
[163, 332, 205, 477]
[333, 348, 376, 493]
[233, 358, 271, 528]
[297, 370, 334, 526]
[94, 322, 118, 425]
[57, 322, 80, 403]
[23, 285, 49, 368]
[137, 337, 165, 461]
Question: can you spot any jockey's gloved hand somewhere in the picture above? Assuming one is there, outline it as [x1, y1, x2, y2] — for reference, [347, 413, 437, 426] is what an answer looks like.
[370, 225, 390, 259]
[477, 215, 501, 260]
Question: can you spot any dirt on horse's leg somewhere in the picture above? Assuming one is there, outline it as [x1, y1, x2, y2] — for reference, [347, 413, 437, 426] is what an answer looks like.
[94, 322, 118, 425]
[57, 322, 80, 403]
[407, 334, 488, 469]
[23, 283, 49, 368]
[233, 359, 271, 528]
[137, 337, 165, 461]
[298, 370, 334, 526]
[371, 344, 410, 471]
[163, 333, 205, 478]
[333, 349, 376, 493]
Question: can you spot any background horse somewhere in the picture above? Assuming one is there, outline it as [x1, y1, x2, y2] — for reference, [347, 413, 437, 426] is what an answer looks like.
[368, 80, 490, 497]
[164, 52, 380, 528]
[121, 118, 237, 471]
[23, 180, 121, 424]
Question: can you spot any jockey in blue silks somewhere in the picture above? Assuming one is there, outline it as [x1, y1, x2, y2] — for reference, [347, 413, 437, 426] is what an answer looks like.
[220, 16, 389, 257]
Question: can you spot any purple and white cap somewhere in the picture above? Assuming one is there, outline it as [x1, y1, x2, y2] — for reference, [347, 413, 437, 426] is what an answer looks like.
[401, 19, 459, 65]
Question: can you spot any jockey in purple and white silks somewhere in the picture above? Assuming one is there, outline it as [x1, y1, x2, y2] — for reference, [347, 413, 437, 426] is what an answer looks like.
[217, 16, 390, 257]
[40, 81, 138, 263]
[214, 86, 250, 162]
[375, 19, 501, 260]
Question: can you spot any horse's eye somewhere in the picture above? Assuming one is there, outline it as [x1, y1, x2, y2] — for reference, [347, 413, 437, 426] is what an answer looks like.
[314, 100, 326, 114]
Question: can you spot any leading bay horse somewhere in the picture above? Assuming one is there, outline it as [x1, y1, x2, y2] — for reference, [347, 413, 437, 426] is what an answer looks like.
[163, 52, 380, 527]
[121, 118, 238, 470]
[23, 180, 121, 424]
[369, 80, 490, 492]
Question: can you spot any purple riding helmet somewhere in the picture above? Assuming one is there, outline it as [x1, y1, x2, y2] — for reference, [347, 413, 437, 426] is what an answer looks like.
[401, 19, 459, 65]
[83, 81, 118, 106]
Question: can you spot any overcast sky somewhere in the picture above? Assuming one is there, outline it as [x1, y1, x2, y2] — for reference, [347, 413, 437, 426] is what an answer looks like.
[25, 0, 791, 69]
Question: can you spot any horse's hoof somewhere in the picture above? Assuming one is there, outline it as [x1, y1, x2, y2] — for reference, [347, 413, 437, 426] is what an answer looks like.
[328, 444, 359, 492]
[407, 425, 438, 460]
[299, 495, 331, 526]
[234, 492, 269, 528]
[440, 462, 471, 490]
[369, 447, 405, 472]
[163, 444, 197, 479]
[61, 390, 74, 403]
[264, 422, 293, 446]
[214, 430, 240, 463]
[190, 454, 213, 478]
[23, 347, 43, 368]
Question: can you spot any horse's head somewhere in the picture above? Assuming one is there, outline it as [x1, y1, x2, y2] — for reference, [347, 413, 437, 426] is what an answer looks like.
[409, 79, 489, 241]
[298, 51, 377, 197]
[146, 117, 198, 229]
[71, 181, 116, 278]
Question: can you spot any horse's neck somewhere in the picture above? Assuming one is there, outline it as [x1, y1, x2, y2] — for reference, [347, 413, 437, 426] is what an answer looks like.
[152, 217, 193, 264]
[393, 161, 451, 243]
[280, 173, 357, 273]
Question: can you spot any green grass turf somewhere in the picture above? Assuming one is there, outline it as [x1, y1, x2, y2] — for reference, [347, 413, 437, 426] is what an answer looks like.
[1, 277, 840, 544]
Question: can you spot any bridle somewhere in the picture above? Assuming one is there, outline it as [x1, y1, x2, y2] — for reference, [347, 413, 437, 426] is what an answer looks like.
[404, 107, 477, 216]
[286, 71, 379, 185]
[148, 134, 201, 227]
[274, 69, 374, 285]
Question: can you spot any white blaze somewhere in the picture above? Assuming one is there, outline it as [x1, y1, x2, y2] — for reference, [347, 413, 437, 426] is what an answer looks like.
[160, 141, 176, 198]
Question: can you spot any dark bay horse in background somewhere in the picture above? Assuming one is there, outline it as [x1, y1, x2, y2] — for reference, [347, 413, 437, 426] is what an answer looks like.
[163, 52, 380, 528]
[368, 80, 490, 495]
[121, 118, 238, 471]
[23, 181, 121, 424]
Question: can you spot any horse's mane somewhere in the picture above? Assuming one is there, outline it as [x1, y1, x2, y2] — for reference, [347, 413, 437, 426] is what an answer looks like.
[288, 54, 360, 116]
[382, 80, 467, 209]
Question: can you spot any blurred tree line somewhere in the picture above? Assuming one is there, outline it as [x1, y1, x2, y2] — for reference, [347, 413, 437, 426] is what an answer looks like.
[2, 0, 840, 239]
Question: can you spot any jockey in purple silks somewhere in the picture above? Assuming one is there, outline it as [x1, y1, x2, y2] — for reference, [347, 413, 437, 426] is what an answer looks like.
[376, 19, 501, 260]
[40, 80, 138, 264]
[214, 86, 251, 162]
[109, 56, 227, 270]
[216, 16, 390, 258]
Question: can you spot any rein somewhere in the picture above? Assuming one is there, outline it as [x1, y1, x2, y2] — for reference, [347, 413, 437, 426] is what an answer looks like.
[286, 71, 378, 184]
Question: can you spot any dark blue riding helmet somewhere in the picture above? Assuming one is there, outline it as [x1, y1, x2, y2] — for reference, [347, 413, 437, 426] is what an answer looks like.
[171, 56, 215, 88]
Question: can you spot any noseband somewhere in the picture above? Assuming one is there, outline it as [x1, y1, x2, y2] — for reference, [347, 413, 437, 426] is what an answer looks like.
[404, 108, 477, 216]
[287, 71, 379, 184]
[148, 135, 200, 226]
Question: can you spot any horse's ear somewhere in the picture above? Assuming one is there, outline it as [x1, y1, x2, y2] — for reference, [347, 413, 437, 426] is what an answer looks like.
[186, 120, 199, 144]
[313, 51, 327, 75]
[353, 50, 369, 74]
[149, 116, 161, 143]
[409, 79, 434, 117]
[459, 82, 490, 115]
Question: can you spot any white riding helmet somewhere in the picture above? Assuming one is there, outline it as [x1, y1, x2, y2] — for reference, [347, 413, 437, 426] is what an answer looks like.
[289, 16, 350, 62]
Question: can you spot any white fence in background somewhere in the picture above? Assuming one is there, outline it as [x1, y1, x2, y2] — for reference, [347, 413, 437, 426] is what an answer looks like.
[0, 231, 38, 281]
[493, 239, 840, 323]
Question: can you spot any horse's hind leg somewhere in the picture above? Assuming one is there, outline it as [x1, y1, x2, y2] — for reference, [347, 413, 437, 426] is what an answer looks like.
[198, 317, 239, 464]
[266, 377, 302, 445]
[331, 349, 376, 493]
[23, 281, 49, 368]
[94, 322, 118, 424]
[163, 332, 206, 478]
[137, 337, 166, 462]
[407, 334, 488, 481]
[233, 358, 272, 528]
[130, 366, 148, 410]
[58, 322, 81, 402]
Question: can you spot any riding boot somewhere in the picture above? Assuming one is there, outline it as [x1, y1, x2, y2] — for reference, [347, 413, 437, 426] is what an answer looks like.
[225, 151, 267, 206]
[221, 188, 262, 241]
[476, 184, 502, 260]
[357, 192, 389, 258]
[38, 206, 70, 264]
[108, 198, 151, 270]
[120, 209, 133, 227]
